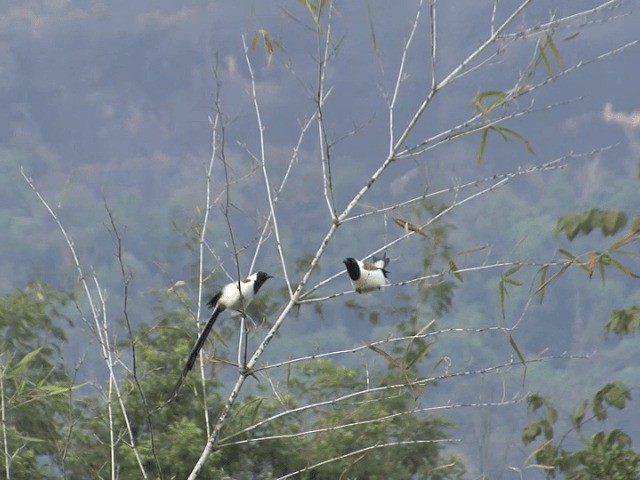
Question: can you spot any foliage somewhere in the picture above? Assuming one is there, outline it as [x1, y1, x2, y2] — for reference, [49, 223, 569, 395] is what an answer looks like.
[537, 206, 640, 334]
[554, 209, 631, 241]
[215, 359, 466, 480]
[0, 283, 77, 479]
[37, 276, 464, 479]
[523, 385, 640, 479]
[523, 180, 640, 477]
[605, 306, 640, 336]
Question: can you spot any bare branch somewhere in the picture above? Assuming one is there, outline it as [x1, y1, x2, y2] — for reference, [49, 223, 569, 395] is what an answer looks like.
[221, 398, 525, 448]
[316, 6, 338, 219]
[388, 0, 425, 153]
[499, 0, 626, 40]
[242, 35, 293, 295]
[276, 439, 460, 479]
[224, 354, 587, 445]
[21, 169, 149, 480]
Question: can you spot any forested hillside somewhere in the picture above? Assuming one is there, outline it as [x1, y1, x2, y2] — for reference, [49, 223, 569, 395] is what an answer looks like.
[1, 1, 639, 478]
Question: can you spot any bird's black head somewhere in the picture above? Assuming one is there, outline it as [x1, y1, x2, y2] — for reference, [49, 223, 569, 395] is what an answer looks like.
[343, 258, 360, 281]
[254, 271, 273, 293]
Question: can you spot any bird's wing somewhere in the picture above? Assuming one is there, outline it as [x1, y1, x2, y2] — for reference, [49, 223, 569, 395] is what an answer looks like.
[206, 290, 222, 309]
[361, 261, 380, 271]
[372, 253, 389, 270]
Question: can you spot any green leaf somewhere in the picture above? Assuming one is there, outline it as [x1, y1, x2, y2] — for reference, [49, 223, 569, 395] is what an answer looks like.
[601, 254, 640, 278]
[39, 383, 84, 397]
[603, 210, 627, 236]
[605, 306, 640, 335]
[498, 282, 508, 319]
[538, 44, 555, 79]
[472, 91, 508, 115]
[541, 419, 554, 440]
[604, 381, 630, 409]
[492, 126, 535, 154]
[537, 265, 549, 303]
[557, 249, 576, 260]
[555, 209, 627, 241]
[544, 33, 563, 66]
[522, 422, 541, 444]
[593, 382, 631, 420]
[367, 2, 378, 52]
[448, 259, 463, 282]
[527, 393, 544, 412]
[547, 403, 558, 424]
[573, 399, 588, 431]
[8, 347, 43, 376]
[503, 277, 523, 286]
[477, 128, 489, 164]
[509, 335, 526, 369]
[406, 342, 432, 369]
[505, 264, 523, 277]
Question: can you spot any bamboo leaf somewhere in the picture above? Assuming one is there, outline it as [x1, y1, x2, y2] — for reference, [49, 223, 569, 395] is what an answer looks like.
[538, 44, 555, 79]
[406, 342, 433, 369]
[509, 335, 526, 366]
[251, 29, 277, 65]
[472, 91, 508, 115]
[537, 265, 549, 303]
[449, 259, 463, 282]
[588, 252, 596, 278]
[8, 348, 43, 376]
[545, 33, 563, 66]
[477, 128, 489, 164]
[299, 0, 321, 30]
[573, 399, 588, 431]
[457, 245, 488, 256]
[367, 2, 378, 52]
[497, 126, 535, 154]
[368, 344, 403, 369]
[393, 217, 429, 237]
[602, 254, 640, 278]
[505, 264, 523, 277]
[607, 228, 640, 252]
[499, 282, 508, 319]
[557, 249, 576, 260]
[534, 261, 573, 297]
[413, 319, 436, 338]
[490, 125, 509, 141]
[39, 383, 85, 397]
[509, 335, 527, 382]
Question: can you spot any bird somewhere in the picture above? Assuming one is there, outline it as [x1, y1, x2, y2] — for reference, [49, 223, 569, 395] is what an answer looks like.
[343, 253, 390, 294]
[174, 271, 272, 395]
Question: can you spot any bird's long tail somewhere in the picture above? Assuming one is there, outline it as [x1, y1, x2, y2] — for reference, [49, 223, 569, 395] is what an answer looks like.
[173, 308, 220, 397]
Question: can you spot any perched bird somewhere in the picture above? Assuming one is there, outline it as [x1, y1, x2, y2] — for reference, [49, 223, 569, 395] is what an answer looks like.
[343, 253, 390, 294]
[174, 271, 272, 395]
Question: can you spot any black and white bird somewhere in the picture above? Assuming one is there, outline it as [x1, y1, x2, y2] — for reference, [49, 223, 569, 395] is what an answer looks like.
[343, 253, 390, 294]
[174, 271, 272, 394]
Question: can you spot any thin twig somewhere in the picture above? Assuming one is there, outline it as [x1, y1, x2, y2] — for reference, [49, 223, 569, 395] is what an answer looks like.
[242, 35, 293, 294]
[276, 439, 459, 479]
[221, 397, 524, 447]
[21, 169, 149, 480]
